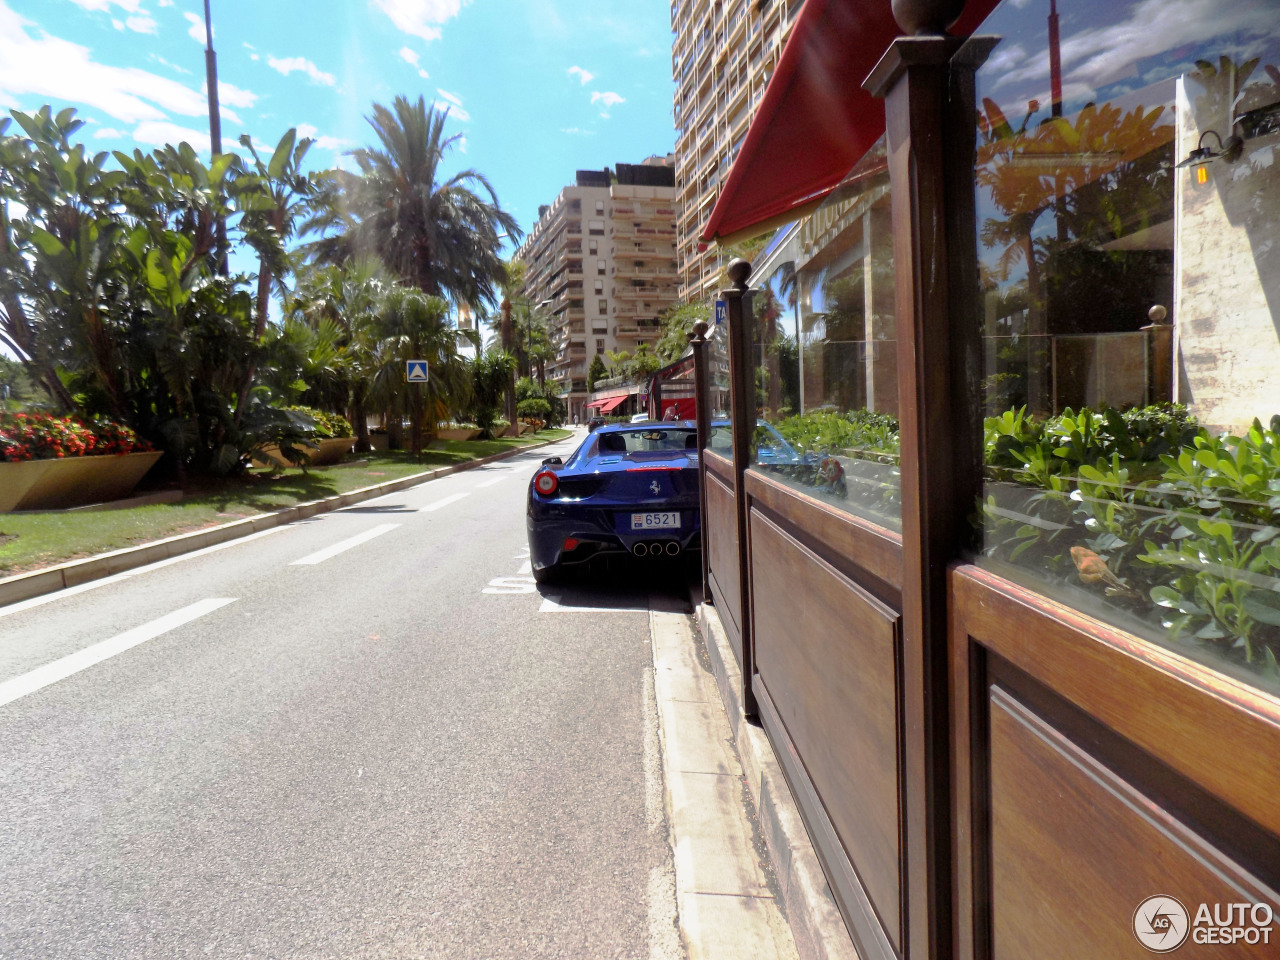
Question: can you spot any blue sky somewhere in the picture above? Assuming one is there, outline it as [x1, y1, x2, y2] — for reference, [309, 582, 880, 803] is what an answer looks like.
[0, 0, 677, 247]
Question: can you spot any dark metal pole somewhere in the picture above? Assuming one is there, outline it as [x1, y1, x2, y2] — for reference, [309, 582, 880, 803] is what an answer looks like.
[723, 258, 758, 719]
[202, 0, 229, 274]
[690, 319, 711, 604]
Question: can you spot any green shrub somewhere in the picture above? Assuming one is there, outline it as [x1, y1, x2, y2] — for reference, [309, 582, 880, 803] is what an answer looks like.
[517, 398, 552, 420]
[283, 405, 353, 439]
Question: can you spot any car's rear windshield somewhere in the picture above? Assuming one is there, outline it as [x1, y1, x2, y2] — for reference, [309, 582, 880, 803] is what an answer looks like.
[595, 429, 697, 455]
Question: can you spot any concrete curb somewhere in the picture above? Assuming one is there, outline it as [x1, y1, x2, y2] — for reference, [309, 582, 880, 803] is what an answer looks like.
[696, 604, 859, 960]
[0, 436, 565, 609]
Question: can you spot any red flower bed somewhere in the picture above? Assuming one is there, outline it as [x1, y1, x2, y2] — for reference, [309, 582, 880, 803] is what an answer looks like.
[0, 412, 153, 462]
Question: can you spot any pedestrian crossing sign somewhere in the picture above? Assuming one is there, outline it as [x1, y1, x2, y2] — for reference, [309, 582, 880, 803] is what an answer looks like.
[406, 360, 429, 383]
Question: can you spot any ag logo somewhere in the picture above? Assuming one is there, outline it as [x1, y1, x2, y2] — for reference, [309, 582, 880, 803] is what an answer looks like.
[1134, 895, 1190, 952]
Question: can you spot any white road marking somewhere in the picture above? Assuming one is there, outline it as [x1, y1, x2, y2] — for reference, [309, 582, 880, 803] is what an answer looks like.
[538, 594, 649, 614]
[482, 576, 538, 595]
[0, 527, 283, 620]
[418, 492, 469, 513]
[0, 598, 236, 708]
[289, 523, 400, 565]
[517, 560, 533, 576]
[476, 474, 510, 488]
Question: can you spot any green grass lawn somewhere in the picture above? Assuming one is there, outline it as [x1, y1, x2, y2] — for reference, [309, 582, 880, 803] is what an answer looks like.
[0, 429, 572, 576]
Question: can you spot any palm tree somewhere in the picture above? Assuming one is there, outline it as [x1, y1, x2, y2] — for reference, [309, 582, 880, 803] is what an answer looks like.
[363, 285, 471, 458]
[290, 257, 389, 451]
[342, 96, 521, 308]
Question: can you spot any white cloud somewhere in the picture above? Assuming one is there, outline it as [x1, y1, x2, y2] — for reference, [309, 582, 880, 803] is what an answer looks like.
[68, 0, 144, 12]
[434, 102, 469, 121]
[993, 0, 1277, 101]
[152, 55, 191, 75]
[588, 90, 624, 108]
[457, 136, 466, 153]
[125, 14, 156, 33]
[267, 55, 336, 86]
[295, 123, 351, 152]
[112, 18, 124, 30]
[157, 0, 173, 6]
[94, 127, 125, 138]
[400, 45, 429, 78]
[183, 11, 207, 44]
[371, 0, 466, 43]
[560, 127, 594, 136]
[567, 65, 593, 85]
[0, 3, 215, 125]
[206, 80, 258, 109]
[132, 119, 210, 152]
[434, 88, 470, 121]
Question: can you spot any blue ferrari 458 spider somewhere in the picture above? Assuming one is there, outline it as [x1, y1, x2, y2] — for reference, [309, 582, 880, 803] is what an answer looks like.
[527, 422, 701, 582]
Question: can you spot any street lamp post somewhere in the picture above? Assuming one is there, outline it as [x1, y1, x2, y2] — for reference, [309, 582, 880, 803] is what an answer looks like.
[202, 0, 228, 273]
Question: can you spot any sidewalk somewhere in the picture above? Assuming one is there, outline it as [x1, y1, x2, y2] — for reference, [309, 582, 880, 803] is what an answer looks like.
[648, 605, 861, 960]
[651, 609, 799, 960]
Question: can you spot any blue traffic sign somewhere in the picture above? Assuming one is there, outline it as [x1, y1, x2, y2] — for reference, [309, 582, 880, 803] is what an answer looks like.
[406, 360, 429, 383]
[714, 300, 727, 326]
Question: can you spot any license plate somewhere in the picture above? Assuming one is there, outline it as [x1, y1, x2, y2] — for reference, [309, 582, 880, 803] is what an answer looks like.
[631, 511, 680, 530]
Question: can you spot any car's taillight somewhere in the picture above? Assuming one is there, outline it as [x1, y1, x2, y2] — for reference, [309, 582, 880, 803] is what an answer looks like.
[534, 470, 559, 496]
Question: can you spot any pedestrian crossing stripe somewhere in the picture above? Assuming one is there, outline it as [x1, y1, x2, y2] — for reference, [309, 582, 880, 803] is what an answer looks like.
[406, 360, 429, 382]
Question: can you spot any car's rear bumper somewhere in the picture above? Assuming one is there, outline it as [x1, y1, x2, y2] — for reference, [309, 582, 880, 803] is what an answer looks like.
[527, 505, 701, 572]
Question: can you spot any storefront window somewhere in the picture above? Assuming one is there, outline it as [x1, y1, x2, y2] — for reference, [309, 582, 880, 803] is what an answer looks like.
[749, 138, 901, 530]
[968, 0, 1280, 693]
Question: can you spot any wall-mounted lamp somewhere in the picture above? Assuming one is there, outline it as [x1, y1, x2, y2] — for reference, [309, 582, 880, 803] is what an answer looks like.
[1176, 130, 1243, 183]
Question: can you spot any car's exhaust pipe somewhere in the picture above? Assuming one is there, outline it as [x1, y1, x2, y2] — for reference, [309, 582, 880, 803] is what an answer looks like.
[632, 542, 649, 557]
[664, 541, 682, 557]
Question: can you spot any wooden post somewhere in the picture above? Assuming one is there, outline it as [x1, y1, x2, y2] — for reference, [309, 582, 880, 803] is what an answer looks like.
[866, 16, 982, 960]
[723, 258, 758, 718]
[690, 319, 712, 604]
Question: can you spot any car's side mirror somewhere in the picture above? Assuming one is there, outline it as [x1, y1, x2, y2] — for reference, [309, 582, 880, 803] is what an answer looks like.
[541, 456, 563, 465]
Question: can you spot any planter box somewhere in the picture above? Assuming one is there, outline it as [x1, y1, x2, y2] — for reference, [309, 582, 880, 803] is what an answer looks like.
[437, 427, 482, 442]
[0, 451, 163, 512]
[252, 436, 353, 469]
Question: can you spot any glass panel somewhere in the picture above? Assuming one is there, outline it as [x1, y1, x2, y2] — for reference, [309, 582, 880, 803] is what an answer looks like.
[748, 137, 901, 530]
[969, 0, 1280, 694]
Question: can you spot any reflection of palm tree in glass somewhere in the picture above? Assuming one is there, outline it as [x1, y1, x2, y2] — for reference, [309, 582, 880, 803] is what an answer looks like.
[976, 96, 1175, 412]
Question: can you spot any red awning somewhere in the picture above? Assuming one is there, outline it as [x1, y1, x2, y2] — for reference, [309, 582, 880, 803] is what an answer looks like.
[700, 0, 998, 246]
[597, 395, 627, 414]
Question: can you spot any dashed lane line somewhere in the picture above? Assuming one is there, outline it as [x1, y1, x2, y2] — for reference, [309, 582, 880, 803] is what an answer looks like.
[0, 598, 237, 708]
[418, 492, 470, 513]
[289, 523, 400, 566]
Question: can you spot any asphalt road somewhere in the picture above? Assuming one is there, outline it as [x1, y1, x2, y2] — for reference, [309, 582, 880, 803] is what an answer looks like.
[0, 433, 689, 959]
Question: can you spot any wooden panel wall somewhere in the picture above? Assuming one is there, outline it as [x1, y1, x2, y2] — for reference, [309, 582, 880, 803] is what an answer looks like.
[951, 565, 1280, 960]
[751, 508, 904, 954]
[705, 453, 741, 661]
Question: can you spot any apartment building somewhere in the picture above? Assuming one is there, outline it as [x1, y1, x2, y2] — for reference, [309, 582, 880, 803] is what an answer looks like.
[670, 0, 805, 300]
[514, 157, 679, 420]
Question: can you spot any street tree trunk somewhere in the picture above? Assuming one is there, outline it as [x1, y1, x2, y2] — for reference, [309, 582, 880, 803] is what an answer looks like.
[351, 384, 371, 453]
